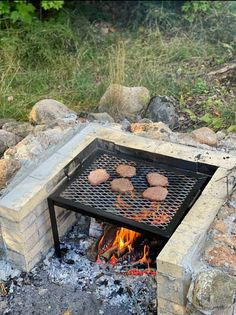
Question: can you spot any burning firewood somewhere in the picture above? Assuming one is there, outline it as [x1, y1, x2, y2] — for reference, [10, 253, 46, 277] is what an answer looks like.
[100, 245, 118, 261]
[97, 224, 118, 255]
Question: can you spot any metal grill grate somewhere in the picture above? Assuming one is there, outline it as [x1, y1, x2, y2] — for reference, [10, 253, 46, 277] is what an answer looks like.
[60, 153, 198, 230]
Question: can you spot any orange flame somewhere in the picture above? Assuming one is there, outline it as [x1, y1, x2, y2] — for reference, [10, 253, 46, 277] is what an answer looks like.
[112, 227, 140, 252]
[139, 245, 150, 269]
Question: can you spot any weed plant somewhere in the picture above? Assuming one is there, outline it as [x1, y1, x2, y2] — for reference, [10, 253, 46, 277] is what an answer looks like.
[0, 3, 235, 130]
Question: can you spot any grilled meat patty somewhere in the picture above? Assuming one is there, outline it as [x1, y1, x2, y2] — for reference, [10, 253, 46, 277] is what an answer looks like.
[146, 172, 168, 187]
[111, 178, 134, 193]
[116, 164, 136, 178]
[142, 186, 168, 201]
[88, 169, 110, 186]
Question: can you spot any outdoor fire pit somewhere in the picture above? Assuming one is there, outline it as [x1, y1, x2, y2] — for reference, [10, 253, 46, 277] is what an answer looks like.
[47, 138, 215, 259]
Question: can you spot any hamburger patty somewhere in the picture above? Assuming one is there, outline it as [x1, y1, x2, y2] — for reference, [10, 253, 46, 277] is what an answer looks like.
[146, 172, 168, 187]
[111, 178, 134, 193]
[142, 186, 168, 201]
[116, 164, 136, 177]
[88, 169, 110, 186]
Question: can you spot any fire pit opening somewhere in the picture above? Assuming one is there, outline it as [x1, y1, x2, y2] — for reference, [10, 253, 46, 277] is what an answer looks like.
[47, 138, 217, 273]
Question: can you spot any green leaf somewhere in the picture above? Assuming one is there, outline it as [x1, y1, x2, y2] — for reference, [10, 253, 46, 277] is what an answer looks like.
[0, 1, 11, 15]
[227, 125, 236, 132]
[211, 117, 223, 130]
[41, 1, 64, 11]
[183, 108, 197, 121]
[200, 113, 212, 124]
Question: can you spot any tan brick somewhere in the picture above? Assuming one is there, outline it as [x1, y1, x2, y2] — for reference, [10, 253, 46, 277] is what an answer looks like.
[7, 249, 26, 269]
[182, 195, 224, 231]
[157, 222, 206, 278]
[202, 167, 236, 200]
[153, 141, 236, 169]
[157, 273, 191, 306]
[158, 297, 187, 315]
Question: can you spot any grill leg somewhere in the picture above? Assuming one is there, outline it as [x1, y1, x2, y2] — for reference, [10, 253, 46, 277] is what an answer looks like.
[48, 199, 61, 258]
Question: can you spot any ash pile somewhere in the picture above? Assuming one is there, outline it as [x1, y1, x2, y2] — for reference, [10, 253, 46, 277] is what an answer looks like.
[0, 216, 158, 315]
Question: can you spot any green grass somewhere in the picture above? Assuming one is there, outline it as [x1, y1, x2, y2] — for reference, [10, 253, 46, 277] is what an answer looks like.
[0, 12, 235, 130]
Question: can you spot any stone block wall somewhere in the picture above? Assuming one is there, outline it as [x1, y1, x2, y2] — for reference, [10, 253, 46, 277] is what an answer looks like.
[0, 125, 97, 271]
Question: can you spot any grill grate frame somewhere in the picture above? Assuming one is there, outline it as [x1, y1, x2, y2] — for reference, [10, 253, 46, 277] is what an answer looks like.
[60, 153, 197, 230]
[49, 139, 213, 239]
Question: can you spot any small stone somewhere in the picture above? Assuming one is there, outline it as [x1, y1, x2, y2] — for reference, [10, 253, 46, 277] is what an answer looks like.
[213, 219, 227, 234]
[130, 121, 172, 141]
[131, 121, 171, 134]
[98, 84, 150, 121]
[192, 127, 218, 146]
[7, 96, 14, 102]
[2, 121, 34, 138]
[213, 234, 236, 249]
[145, 95, 178, 129]
[0, 159, 21, 189]
[29, 99, 76, 125]
[191, 269, 236, 311]
[216, 130, 226, 141]
[205, 245, 236, 274]
[121, 118, 131, 131]
[88, 112, 114, 123]
[0, 130, 21, 155]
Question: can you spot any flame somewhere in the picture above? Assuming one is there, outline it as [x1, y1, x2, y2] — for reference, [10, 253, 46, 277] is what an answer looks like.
[139, 245, 150, 269]
[112, 227, 140, 252]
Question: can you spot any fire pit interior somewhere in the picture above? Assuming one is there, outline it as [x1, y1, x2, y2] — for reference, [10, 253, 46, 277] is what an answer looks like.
[48, 138, 217, 270]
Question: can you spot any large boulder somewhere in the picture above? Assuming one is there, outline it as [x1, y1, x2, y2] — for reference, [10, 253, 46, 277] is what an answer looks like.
[189, 270, 236, 311]
[98, 84, 150, 121]
[0, 130, 21, 155]
[29, 99, 76, 125]
[192, 127, 217, 147]
[0, 159, 21, 189]
[145, 96, 178, 129]
[2, 121, 34, 138]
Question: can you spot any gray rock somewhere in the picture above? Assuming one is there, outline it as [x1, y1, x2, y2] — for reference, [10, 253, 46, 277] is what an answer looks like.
[0, 130, 21, 155]
[4, 127, 64, 162]
[121, 118, 131, 132]
[218, 133, 236, 152]
[145, 96, 178, 129]
[98, 84, 150, 121]
[216, 130, 226, 141]
[0, 118, 16, 129]
[0, 159, 21, 189]
[190, 270, 236, 311]
[29, 99, 76, 125]
[2, 121, 34, 138]
[88, 112, 114, 123]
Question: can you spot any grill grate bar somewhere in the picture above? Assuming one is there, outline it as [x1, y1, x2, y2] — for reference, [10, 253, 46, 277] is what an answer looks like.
[60, 153, 198, 230]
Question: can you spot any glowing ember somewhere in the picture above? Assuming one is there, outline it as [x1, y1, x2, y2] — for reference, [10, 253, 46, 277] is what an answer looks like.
[126, 269, 156, 276]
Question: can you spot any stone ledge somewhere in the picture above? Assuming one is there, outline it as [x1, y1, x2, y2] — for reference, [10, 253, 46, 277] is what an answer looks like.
[95, 126, 236, 169]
